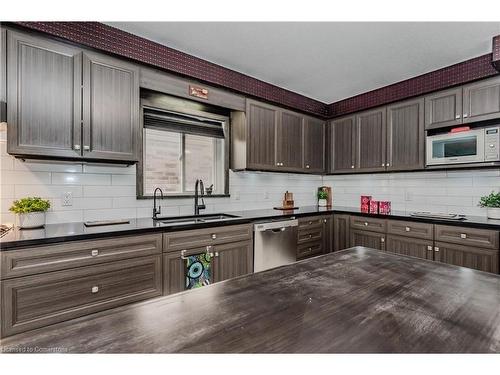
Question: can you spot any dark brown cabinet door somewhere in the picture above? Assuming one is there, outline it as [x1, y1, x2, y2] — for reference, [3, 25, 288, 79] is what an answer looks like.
[424, 87, 462, 129]
[330, 116, 356, 172]
[322, 215, 334, 254]
[246, 100, 277, 170]
[7, 30, 82, 158]
[303, 117, 325, 173]
[355, 108, 386, 172]
[82, 52, 139, 162]
[386, 98, 425, 171]
[350, 229, 385, 251]
[213, 241, 253, 283]
[386, 235, 434, 260]
[434, 241, 499, 274]
[333, 214, 350, 252]
[463, 76, 500, 124]
[276, 111, 303, 170]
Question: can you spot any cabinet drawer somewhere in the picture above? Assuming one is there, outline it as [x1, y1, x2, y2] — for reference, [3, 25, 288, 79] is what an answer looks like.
[163, 224, 252, 252]
[298, 226, 323, 244]
[350, 216, 387, 233]
[434, 241, 499, 274]
[387, 220, 433, 240]
[434, 225, 499, 250]
[1, 234, 162, 280]
[297, 241, 323, 260]
[386, 235, 434, 260]
[298, 215, 326, 229]
[1, 255, 162, 337]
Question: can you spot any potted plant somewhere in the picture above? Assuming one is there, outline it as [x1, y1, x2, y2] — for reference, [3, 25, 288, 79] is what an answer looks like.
[317, 189, 328, 207]
[9, 197, 51, 229]
[479, 191, 500, 220]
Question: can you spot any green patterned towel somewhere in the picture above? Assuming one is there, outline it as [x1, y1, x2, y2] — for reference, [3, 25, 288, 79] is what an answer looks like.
[185, 252, 213, 289]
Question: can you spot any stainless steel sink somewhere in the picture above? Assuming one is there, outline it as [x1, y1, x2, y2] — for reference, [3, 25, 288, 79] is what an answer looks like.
[157, 213, 240, 226]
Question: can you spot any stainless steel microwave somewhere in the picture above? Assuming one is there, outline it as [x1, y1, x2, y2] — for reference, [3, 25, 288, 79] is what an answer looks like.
[426, 126, 500, 166]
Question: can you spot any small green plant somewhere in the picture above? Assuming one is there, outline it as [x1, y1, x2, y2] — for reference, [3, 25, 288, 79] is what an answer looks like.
[317, 190, 328, 200]
[478, 191, 500, 208]
[9, 197, 51, 214]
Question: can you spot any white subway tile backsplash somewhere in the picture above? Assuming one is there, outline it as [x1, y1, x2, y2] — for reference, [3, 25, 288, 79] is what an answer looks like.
[51, 173, 111, 185]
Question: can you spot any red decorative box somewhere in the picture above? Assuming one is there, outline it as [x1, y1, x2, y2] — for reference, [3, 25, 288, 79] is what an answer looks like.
[379, 201, 391, 215]
[360, 195, 372, 213]
[369, 200, 379, 214]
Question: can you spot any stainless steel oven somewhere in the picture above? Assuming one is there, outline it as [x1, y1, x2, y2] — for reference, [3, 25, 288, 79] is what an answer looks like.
[426, 126, 500, 166]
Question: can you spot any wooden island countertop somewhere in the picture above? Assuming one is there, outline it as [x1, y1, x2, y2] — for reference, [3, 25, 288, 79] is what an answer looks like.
[2, 247, 500, 353]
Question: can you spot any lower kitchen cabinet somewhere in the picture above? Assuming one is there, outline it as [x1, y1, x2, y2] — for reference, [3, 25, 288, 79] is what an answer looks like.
[0, 255, 162, 338]
[386, 235, 434, 260]
[333, 214, 350, 252]
[434, 241, 499, 274]
[350, 229, 385, 251]
[296, 214, 333, 260]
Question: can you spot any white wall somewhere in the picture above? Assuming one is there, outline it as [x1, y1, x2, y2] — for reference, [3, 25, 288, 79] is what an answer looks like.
[1, 123, 499, 224]
[323, 169, 500, 217]
[0, 124, 321, 224]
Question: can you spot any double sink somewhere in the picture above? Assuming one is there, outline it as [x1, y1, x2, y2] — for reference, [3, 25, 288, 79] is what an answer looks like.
[156, 213, 241, 226]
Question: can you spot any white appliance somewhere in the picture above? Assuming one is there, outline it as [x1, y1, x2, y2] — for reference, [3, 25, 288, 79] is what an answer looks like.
[426, 126, 500, 166]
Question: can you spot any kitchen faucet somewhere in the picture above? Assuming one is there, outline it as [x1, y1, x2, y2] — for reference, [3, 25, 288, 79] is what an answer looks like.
[152, 187, 163, 219]
[194, 179, 206, 215]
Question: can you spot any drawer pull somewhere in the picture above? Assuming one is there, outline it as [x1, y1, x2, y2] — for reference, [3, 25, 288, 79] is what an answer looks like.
[308, 247, 312, 251]
[323, 219, 327, 223]
[364, 222, 368, 226]
[434, 247, 440, 252]
[427, 245, 433, 251]
[214, 251, 219, 257]
[309, 221, 313, 225]
[91, 249, 99, 257]
[91, 286, 99, 294]
[309, 234, 313, 238]
[405, 227, 410, 232]
[211, 234, 217, 240]
[381, 238, 385, 243]
[460, 233, 467, 239]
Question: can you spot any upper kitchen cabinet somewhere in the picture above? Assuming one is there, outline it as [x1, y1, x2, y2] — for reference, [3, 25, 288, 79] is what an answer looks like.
[330, 115, 356, 173]
[6, 30, 140, 163]
[303, 116, 325, 173]
[462, 76, 500, 124]
[231, 99, 324, 174]
[424, 87, 462, 129]
[276, 110, 303, 171]
[386, 98, 425, 171]
[355, 107, 386, 172]
[7, 30, 82, 159]
[82, 51, 139, 162]
[245, 99, 278, 170]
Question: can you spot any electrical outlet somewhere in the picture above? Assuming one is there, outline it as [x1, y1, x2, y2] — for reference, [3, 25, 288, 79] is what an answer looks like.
[62, 192, 73, 207]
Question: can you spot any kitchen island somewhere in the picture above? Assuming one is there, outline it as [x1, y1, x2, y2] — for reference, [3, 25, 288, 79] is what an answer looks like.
[2, 247, 500, 353]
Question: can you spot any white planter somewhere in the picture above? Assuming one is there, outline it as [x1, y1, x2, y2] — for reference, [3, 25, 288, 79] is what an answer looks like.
[18, 212, 46, 229]
[318, 199, 327, 207]
[487, 207, 500, 220]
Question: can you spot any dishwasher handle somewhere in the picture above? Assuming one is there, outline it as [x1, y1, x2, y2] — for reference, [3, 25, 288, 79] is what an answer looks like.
[254, 219, 298, 232]
[267, 227, 287, 233]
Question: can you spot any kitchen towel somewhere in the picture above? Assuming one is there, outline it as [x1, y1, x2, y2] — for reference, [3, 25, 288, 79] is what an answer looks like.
[185, 252, 213, 289]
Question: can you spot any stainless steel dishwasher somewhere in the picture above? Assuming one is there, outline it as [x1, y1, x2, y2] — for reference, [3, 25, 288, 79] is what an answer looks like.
[254, 219, 299, 272]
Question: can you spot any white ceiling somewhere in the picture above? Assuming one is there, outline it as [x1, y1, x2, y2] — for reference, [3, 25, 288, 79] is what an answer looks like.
[106, 22, 500, 103]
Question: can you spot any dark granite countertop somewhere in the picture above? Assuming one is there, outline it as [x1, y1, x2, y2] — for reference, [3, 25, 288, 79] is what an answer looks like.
[1, 205, 499, 250]
[2, 247, 500, 353]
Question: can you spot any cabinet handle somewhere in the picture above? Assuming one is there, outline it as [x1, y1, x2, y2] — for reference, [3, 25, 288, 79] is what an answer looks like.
[74, 145, 81, 150]
[211, 234, 217, 240]
[386, 163, 390, 167]
[427, 245, 433, 251]
[382, 163, 385, 167]
[351, 165, 355, 169]
[83, 145, 90, 151]
[91, 286, 99, 294]
[309, 234, 312, 238]
[309, 221, 313, 225]
[214, 251, 219, 257]
[405, 227, 410, 232]
[460, 233, 467, 239]
[463, 113, 468, 118]
[364, 222, 368, 226]
[381, 237, 385, 243]
[323, 219, 327, 223]
[305, 165, 310, 169]
[455, 115, 461, 119]
[91, 249, 99, 257]
[434, 247, 440, 252]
